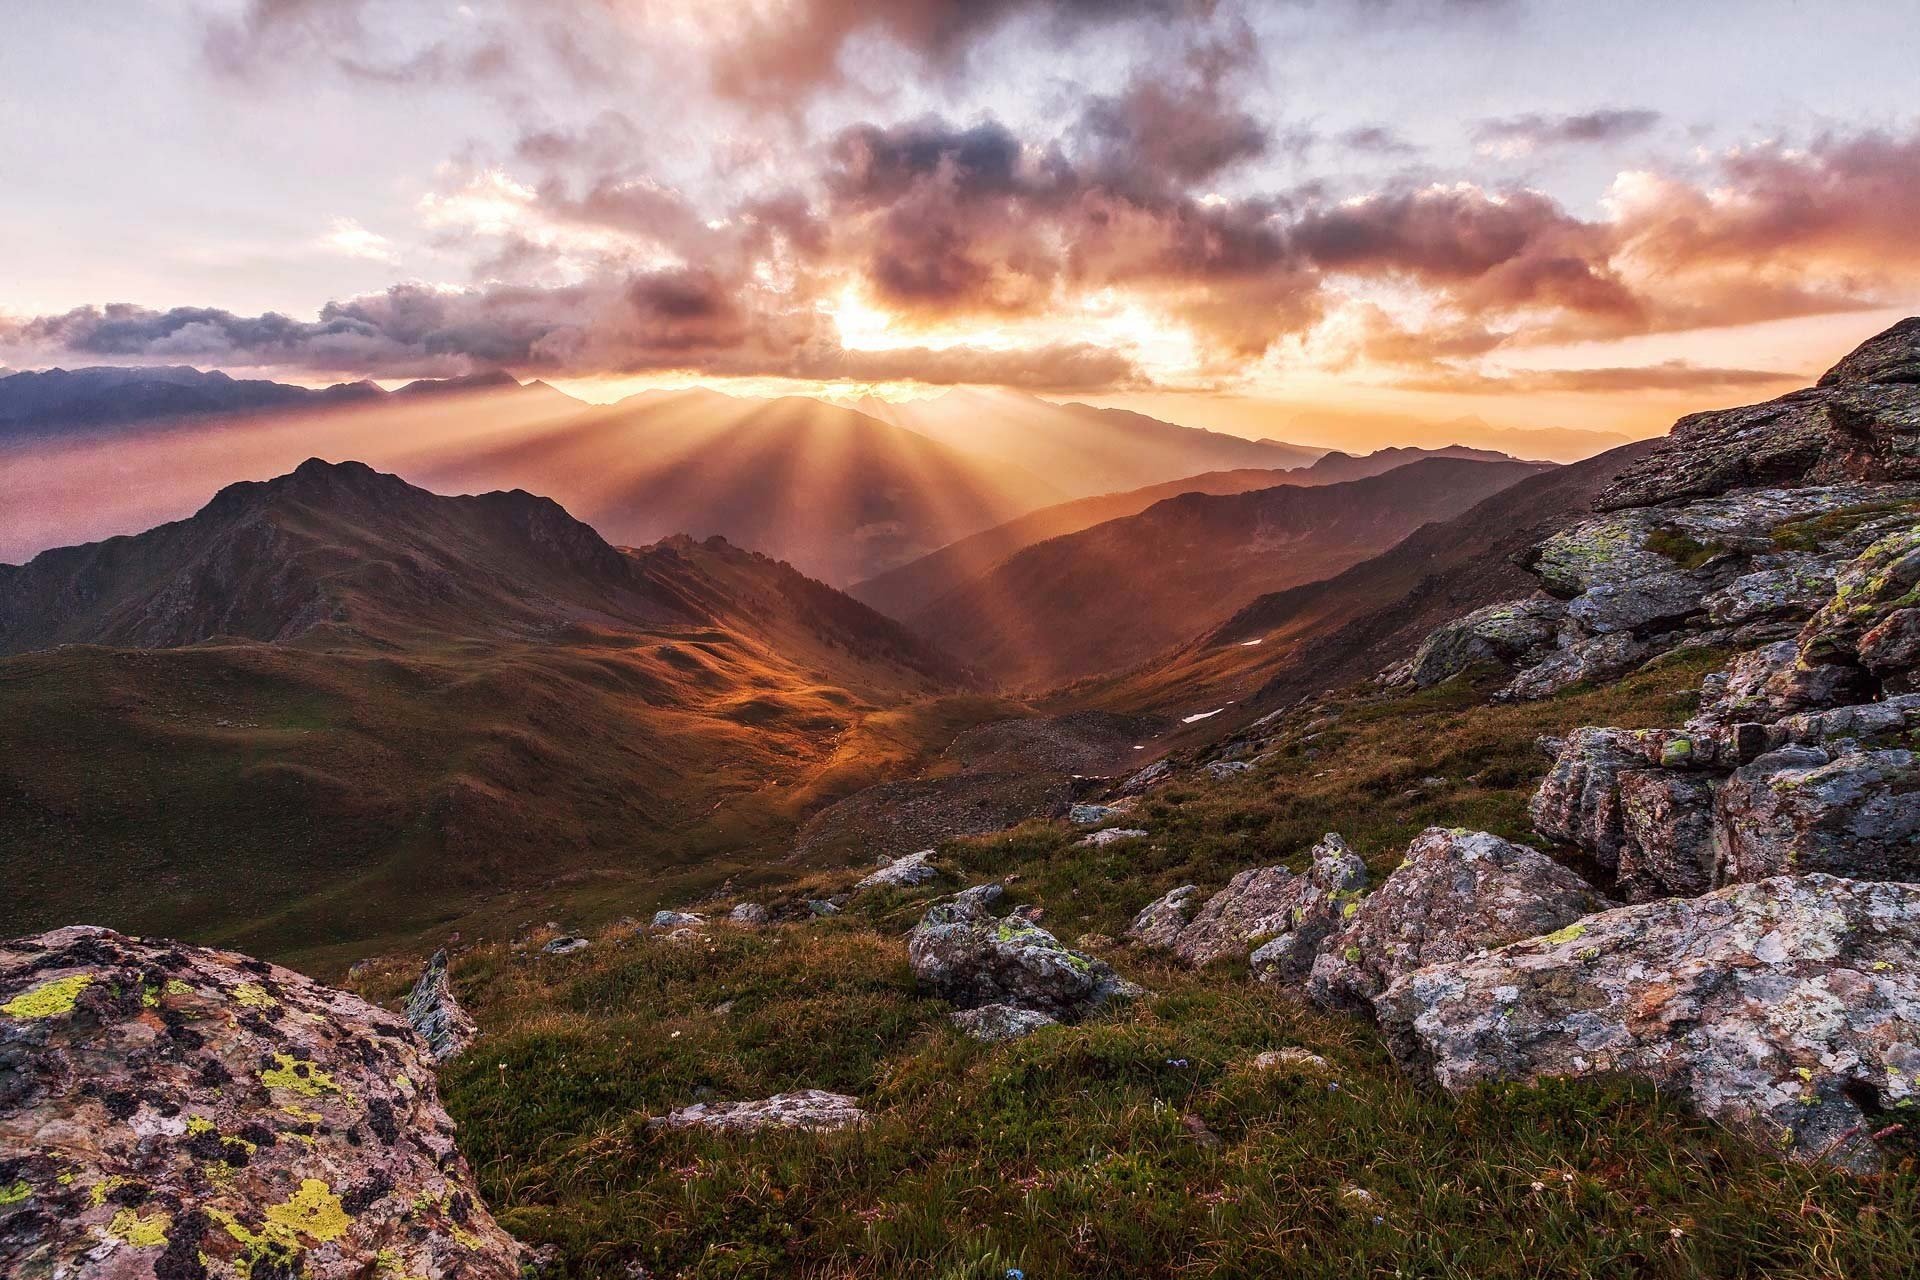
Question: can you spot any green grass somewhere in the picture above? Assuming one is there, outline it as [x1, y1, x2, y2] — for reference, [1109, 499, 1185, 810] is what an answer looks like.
[1770, 500, 1920, 553]
[1643, 527, 1725, 571]
[385, 647, 1920, 1279]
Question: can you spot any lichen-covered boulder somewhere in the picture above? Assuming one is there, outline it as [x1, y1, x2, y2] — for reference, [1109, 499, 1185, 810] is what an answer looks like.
[650, 1091, 866, 1134]
[1125, 885, 1201, 950]
[1139, 836, 1368, 971]
[728, 902, 771, 926]
[950, 1003, 1058, 1043]
[1308, 829, 1611, 1014]
[1116, 760, 1171, 795]
[1069, 803, 1126, 826]
[1502, 632, 1648, 701]
[1714, 746, 1920, 883]
[908, 890, 1135, 1021]
[1400, 597, 1565, 688]
[0, 926, 521, 1280]
[1704, 556, 1839, 626]
[854, 850, 942, 891]
[650, 910, 706, 930]
[1529, 727, 1650, 867]
[1797, 525, 1920, 682]
[1614, 770, 1717, 900]
[1376, 875, 1920, 1172]
[405, 948, 477, 1064]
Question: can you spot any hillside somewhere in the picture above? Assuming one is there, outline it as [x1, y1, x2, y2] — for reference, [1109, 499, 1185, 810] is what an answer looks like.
[0, 462, 988, 960]
[909, 458, 1549, 690]
[849, 445, 1519, 621]
[861, 388, 1323, 499]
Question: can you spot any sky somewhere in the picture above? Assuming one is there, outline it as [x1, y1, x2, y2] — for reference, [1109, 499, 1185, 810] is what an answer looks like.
[3, 0, 1918, 446]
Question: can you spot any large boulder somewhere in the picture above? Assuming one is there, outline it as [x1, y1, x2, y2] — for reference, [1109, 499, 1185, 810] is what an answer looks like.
[1126, 837, 1367, 972]
[1797, 525, 1920, 686]
[855, 850, 942, 891]
[1529, 727, 1650, 867]
[1377, 875, 1920, 1172]
[404, 948, 477, 1064]
[1399, 597, 1564, 688]
[1501, 632, 1648, 701]
[1125, 885, 1201, 950]
[908, 889, 1135, 1021]
[1818, 315, 1920, 387]
[1614, 770, 1718, 900]
[0, 926, 521, 1280]
[1308, 829, 1611, 1014]
[1714, 746, 1920, 883]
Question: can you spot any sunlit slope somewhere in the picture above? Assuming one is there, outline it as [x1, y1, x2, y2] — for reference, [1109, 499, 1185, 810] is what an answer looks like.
[910, 458, 1548, 690]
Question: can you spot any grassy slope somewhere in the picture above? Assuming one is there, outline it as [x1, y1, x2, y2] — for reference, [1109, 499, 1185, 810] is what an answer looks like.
[362, 649, 1920, 1279]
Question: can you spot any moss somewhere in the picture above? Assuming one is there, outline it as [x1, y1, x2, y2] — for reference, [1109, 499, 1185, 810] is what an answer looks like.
[2, 973, 94, 1019]
[260, 1053, 339, 1097]
[1644, 527, 1725, 570]
[109, 1209, 172, 1247]
[263, 1179, 352, 1243]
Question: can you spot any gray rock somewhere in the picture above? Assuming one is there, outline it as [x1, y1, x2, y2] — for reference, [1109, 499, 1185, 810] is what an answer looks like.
[405, 948, 478, 1064]
[855, 849, 943, 890]
[1070, 802, 1125, 826]
[1204, 760, 1252, 780]
[1615, 771, 1717, 900]
[1077, 827, 1149, 847]
[1565, 571, 1706, 635]
[1502, 632, 1650, 701]
[1400, 596, 1565, 688]
[1376, 875, 1920, 1171]
[542, 935, 590, 955]
[651, 910, 706, 930]
[1704, 555, 1838, 626]
[805, 899, 840, 917]
[908, 888, 1134, 1021]
[1125, 884, 1201, 950]
[1797, 525, 1920, 686]
[650, 1090, 867, 1134]
[1529, 727, 1649, 867]
[951, 1003, 1059, 1042]
[1117, 760, 1172, 794]
[0, 926, 524, 1280]
[728, 902, 771, 926]
[1818, 314, 1920, 387]
[1161, 835, 1369, 971]
[1715, 746, 1920, 883]
[1862, 608, 1920, 688]
[1308, 828, 1611, 1014]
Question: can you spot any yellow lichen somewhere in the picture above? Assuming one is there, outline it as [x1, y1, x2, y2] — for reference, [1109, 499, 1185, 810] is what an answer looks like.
[260, 1053, 338, 1097]
[0, 1181, 30, 1206]
[187, 1115, 216, 1135]
[263, 1179, 352, 1243]
[1541, 923, 1589, 946]
[232, 983, 279, 1009]
[109, 1209, 172, 1247]
[90, 1175, 127, 1207]
[2, 973, 94, 1019]
[166, 979, 194, 996]
[281, 1105, 324, 1124]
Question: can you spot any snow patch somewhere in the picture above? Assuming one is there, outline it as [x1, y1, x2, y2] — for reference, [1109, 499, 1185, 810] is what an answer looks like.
[1182, 709, 1224, 724]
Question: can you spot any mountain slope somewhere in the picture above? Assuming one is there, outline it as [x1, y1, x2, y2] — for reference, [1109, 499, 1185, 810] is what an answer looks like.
[850, 445, 1520, 621]
[0, 462, 987, 957]
[1074, 441, 1658, 717]
[862, 388, 1323, 499]
[910, 458, 1550, 690]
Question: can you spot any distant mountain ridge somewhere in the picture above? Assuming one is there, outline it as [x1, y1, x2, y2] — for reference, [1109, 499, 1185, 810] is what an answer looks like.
[906, 456, 1552, 690]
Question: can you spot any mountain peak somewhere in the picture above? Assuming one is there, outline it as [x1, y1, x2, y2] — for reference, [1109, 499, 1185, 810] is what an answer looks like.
[1819, 315, 1920, 387]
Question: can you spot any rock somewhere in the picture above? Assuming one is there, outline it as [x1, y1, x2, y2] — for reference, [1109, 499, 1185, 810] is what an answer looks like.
[1798, 525, 1920, 685]
[1249, 1048, 1332, 1074]
[1077, 827, 1149, 848]
[650, 1090, 867, 1134]
[0, 926, 522, 1280]
[854, 849, 942, 890]
[1308, 828, 1611, 1014]
[542, 935, 590, 955]
[728, 902, 771, 926]
[1714, 746, 1920, 884]
[650, 911, 705, 930]
[1376, 875, 1920, 1171]
[1861, 608, 1920, 688]
[950, 1003, 1059, 1043]
[1565, 571, 1706, 635]
[907, 889, 1135, 1021]
[1399, 596, 1565, 688]
[1614, 771, 1717, 900]
[405, 948, 477, 1064]
[1704, 555, 1839, 626]
[1529, 727, 1649, 867]
[1157, 835, 1369, 971]
[805, 899, 840, 917]
[1069, 803, 1124, 826]
[1502, 632, 1649, 701]
[1818, 315, 1920, 387]
[1116, 760, 1172, 795]
[1125, 885, 1202, 950]
[1694, 640, 1802, 726]
[1203, 760, 1252, 780]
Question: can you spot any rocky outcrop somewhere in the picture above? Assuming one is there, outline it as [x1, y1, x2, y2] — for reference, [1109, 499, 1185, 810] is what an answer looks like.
[1077, 827, 1149, 847]
[1125, 884, 1201, 950]
[1715, 746, 1920, 883]
[1307, 829, 1611, 1013]
[650, 1091, 867, 1134]
[1615, 770, 1717, 900]
[1396, 596, 1565, 688]
[1377, 875, 1920, 1172]
[951, 1003, 1058, 1042]
[0, 925, 521, 1280]
[1126, 835, 1368, 973]
[908, 887, 1137, 1022]
[405, 948, 477, 1064]
[855, 849, 943, 890]
[1529, 727, 1648, 868]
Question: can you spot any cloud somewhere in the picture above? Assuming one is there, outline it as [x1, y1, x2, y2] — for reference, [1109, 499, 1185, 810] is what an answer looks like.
[1474, 108, 1662, 158]
[1337, 126, 1419, 156]
[317, 216, 400, 264]
[1395, 360, 1804, 395]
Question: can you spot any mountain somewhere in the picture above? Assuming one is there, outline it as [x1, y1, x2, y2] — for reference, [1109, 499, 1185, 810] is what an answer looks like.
[0, 364, 582, 440]
[905, 457, 1551, 690]
[859, 387, 1323, 499]
[850, 444, 1521, 621]
[407, 389, 1065, 586]
[0, 460, 982, 957]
